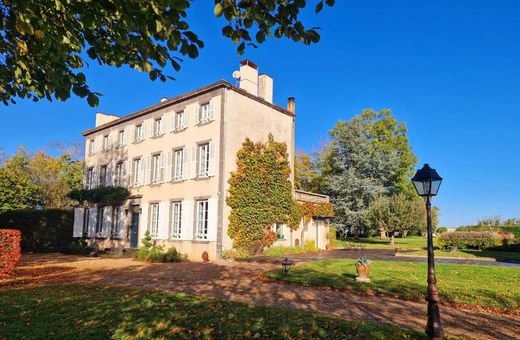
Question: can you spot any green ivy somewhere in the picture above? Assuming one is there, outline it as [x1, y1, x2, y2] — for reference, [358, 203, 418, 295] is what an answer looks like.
[68, 186, 130, 205]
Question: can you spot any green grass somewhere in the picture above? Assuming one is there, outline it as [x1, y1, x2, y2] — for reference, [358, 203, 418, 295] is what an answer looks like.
[403, 249, 520, 262]
[265, 259, 520, 309]
[0, 284, 424, 339]
[333, 236, 436, 250]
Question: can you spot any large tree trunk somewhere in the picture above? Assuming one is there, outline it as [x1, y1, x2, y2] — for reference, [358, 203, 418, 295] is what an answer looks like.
[390, 233, 395, 245]
[380, 230, 387, 239]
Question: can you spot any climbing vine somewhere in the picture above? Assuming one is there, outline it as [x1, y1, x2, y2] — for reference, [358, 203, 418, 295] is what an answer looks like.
[68, 186, 130, 205]
[227, 134, 293, 252]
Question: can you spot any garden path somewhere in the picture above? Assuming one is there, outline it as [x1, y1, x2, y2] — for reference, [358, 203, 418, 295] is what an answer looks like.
[9, 254, 520, 340]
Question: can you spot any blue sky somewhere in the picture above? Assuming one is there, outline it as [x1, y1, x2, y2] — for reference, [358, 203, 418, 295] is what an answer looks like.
[1, 1, 519, 227]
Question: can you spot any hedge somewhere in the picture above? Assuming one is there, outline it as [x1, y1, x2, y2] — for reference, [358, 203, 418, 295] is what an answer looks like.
[0, 229, 22, 275]
[0, 209, 73, 252]
[438, 231, 513, 250]
[456, 225, 520, 238]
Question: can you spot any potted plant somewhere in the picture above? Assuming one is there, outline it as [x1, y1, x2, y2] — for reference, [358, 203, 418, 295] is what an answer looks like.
[355, 258, 372, 282]
[394, 245, 401, 255]
[325, 227, 336, 250]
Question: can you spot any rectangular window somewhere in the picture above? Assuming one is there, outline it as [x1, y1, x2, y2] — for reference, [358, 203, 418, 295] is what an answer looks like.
[133, 158, 142, 186]
[86, 167, 94, 189]
[171, 202, 182, 239]
[150, 203, 159, 238]
[115, 162, 123, 186]
[96, 207, 104, 235]
[275, 223, 284, 240]
[196, 200, 209, 240]
[111, 206, 121, 238]
[200, 103, 211, 123]
[99, 165, 107, 186]
[175, 111, 186, 131]
[134, 124, 144, 142]
[102, 135, 110, 151]
[118, 130, 125, 146]
[151, 153, 162, 184]
[83, 208, 90, 236]
[153, 117, 163, 137]
[88, 139, 95, 155]
[198, 143, 210, 178]
[173, 149, 184, 181]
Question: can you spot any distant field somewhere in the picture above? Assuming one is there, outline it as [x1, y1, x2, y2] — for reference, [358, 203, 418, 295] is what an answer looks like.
[403, 249, 520, 262]
[333, 236, 435, 250]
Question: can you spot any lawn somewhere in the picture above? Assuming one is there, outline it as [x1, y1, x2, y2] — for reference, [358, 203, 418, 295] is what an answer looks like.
[333, 237, 435, 250]
[402, 249, 520, 262]
[0, 284, 424, 339]
[264, 259, 520, 309]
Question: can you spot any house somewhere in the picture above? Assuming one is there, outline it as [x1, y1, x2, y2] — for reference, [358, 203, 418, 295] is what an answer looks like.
[73, 60, 331, 259]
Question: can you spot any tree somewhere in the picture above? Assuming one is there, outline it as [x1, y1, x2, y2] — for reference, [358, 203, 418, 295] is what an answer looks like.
[0, 1, 335, 106]
[294, 149, 323, 192]
[227, 134, 293, 253]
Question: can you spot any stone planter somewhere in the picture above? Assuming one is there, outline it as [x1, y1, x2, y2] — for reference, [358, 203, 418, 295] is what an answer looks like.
[355, 263, 372, 282]
[326, 243, 333, 251]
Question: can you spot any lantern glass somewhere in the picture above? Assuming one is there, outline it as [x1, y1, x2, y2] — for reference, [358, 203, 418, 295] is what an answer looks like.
[411, 164, 443, 197]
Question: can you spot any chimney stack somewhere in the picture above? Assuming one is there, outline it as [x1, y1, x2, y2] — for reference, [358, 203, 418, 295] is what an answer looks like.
[160, 97, 168, 103]
[287, 97, 296, 114]
[258, 74, 273, 103]
[239, 59, 259, 95]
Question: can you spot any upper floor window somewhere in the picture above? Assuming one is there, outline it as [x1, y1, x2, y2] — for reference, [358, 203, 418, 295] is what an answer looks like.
[153, 117, 164, 137]
[117, 129, 126, 147]
[88, 139, 95, 155]
[151, 153, 163, 184]
[134, 124, 144, 143]
[195, 199, 209, 240]
[115, 161, 124, 186]
[173, 149, 185, 181]
[198, 143, 210, 178]
[171, 201, 182, 239]
[86, 167, 94, 189]
[199, 102, 214, 124]
[175, 111, 187, 131]
[133, 157, 142, 186]
[102, 135, 110, 151]
[99, 165, 108, 186]
[150, 203, 159, 239]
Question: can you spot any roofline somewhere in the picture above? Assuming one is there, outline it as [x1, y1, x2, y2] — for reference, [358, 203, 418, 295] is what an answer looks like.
[294, 189, 330, 199]
[82, 80, 294, 137]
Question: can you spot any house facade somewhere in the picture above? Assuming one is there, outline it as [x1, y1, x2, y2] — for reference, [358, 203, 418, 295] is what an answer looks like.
[73, 60, 330, 260]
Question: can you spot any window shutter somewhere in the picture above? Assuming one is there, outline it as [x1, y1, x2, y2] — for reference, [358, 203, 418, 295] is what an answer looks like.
[159, 153, 165, 182]
[170, 112, 175, 132]
[145, 156, 151, 185]
[92, 167, 98, 188]
[209, 99, 215, 121]
[106, 164, 113, 186]
[181, 200, 192, 240]
[121, 161, 128, 187]
[190, 147, 197, 179]
[119, 207, 126, 239]
[138, 159, 145, 186]
[182, 147, 189, 180]
[208, 141, 216, 177]
[73, 207, 84, 238]
[89, 208, 97, 237]
[160, 116, 165, 135]
[158, 202, 169, 239]
[207, 198, 217, 241]
[166, 151, 173, 182]
[104, 206, 112, 238]
[148, 119, 154, 138]
[193, 105, 200, 125]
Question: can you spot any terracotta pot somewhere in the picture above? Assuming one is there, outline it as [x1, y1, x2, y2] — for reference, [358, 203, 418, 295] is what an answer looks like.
[326, 243, 333, 250]
[355, 263, 371, 279]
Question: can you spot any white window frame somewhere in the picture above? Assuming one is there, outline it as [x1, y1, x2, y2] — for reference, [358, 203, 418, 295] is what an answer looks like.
[133, 157, 142, 186]
[171, 201, 182, 239]
[114, 162, 123, 186]
[195, 200, 209, 240]
[99, 165, 108, 186]
[150, 203, 159, 238]
[118, 130, 125, 147]
[198, 143, 210, 178]
[275, 222, 285, 240]
[173, 149, 184, 181]
[134, 124, 144, 142]
[175, 111, 186, 131]
[151, 153, 162, 184]
[102, 135, 110, 151]
[88, 139, 95, 155]
[153, 117, 163, 137]
[111, 206, 121, 239]
[200, 103, 211, 124]
[95, 207, 104, 235]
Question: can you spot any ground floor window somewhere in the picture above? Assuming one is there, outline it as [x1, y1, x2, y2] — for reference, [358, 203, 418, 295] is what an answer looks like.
[195, 200, 208, 240]
[150, 203, 159, 238]
[275, 222, 285, 240]
[171, 202, 182, 239]
[96, 207, 105, 236]
[111, 206, 122, 238]
[83, 208, 90, 236]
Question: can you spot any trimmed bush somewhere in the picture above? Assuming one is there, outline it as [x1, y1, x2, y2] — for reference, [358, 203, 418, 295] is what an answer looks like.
[456, 225, 520, 238]
[436, 227, 448, 234]
[134, 231, 185, 262]
[438, 231, 512, 250]
[0, 209, 73, 252]
[0, 229, 22, 275]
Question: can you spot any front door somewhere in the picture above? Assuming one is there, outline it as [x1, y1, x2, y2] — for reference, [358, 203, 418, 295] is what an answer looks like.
[130, 212, 139, 248]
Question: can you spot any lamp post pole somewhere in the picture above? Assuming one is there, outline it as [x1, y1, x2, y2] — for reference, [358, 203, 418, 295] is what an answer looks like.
[425, 195, 443, 339]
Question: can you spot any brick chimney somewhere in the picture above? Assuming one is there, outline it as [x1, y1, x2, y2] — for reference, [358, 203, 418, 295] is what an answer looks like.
[287, 97, 296, 114]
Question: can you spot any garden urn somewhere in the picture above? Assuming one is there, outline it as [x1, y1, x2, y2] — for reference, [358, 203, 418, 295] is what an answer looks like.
[355, 258, 372, 282]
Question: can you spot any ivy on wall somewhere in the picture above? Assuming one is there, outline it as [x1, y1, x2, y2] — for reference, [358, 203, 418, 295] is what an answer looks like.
[288, 201, 335, 228]
[227, 134, 293, 252]
[68, 186, 130, 205]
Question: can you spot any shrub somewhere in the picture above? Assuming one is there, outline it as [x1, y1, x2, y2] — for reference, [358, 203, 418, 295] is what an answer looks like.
[0, 209, 73, 252]
[303, 240, 319, 252]
[134, 231, 185, 262]
[438, 231, 510, 250]
[264, 241, 321, 257]
[456, 225, 520, 238]
[436, 227, 448, 234]
[326, 226, 337, 245]
[0, 229, 22, 275]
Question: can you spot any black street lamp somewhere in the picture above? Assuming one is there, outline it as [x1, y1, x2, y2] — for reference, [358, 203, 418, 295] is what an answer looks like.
[411, 164, 443, 339]
[281, 257, 293, 276]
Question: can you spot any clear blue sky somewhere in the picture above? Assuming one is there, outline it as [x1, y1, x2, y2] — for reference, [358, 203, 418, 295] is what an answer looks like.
[1, 1, 519, 227]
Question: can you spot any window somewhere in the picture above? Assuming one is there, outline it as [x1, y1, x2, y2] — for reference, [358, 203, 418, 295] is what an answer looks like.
[151, 153, 163, 184]
[83, 208, 90, 236]
[86, 167, 94, 189]
[150, 203, 159, 238]
[199, 102, 212, 124]
[173, 149, 184, 181]
[275, 223, 284, 240]
[102, 135, 110, 151]
[196, 200, 209, 240]
[171, 202, 182, 239]
[153, 117, 163, 137]
[175, 111, 187, 131]
[88, 139, 95, 155]
[198, 143, 210, 178]
[115, 162, 124, 186]
[118, 130, 126, 147]
[96, 207, 105, 235]
[99, 165, 108, 186]
[133, 158, 142, 186]
[111, 206, 121, 238]
[134, 124, 144, 142]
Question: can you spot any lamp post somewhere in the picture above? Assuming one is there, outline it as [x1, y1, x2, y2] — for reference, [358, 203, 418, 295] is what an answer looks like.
[411, 164, 443, 339]
[281, 257, 293, 276]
